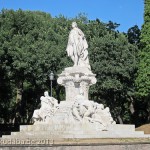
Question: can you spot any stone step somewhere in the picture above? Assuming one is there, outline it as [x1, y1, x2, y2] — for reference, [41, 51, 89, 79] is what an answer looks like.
[2, 131, 149, 139]
[1, 135, 11, 138]
[20, 124, 136, 133]
[19, 129, 100, 135]
[11, 131, 70, 136]
[59, 133, 150, 139]
[19, 124, 96, 132]
[107, 124, 136, 131]
[12, 130, 145, 136]
[2, 124, 150, 139]
[20, 124, 70, 132]
[2, 135, 54, 139]
[8, 130, 145, 139]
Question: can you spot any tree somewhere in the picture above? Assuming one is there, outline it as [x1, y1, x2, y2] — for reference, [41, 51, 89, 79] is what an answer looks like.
[127, 25, 141, 47]
[0, 9, 70, 123]
[106, 21, 120, 31]
[86, 20, 138, 124]
[135, 0, 150, 123]
[136, 0, 150, 97]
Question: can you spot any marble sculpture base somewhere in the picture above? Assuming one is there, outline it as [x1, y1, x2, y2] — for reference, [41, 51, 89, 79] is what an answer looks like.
[2, 101, 150, 139]
[1, 67, 150, 141]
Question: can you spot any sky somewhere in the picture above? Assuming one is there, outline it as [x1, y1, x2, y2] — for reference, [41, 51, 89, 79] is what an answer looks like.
[0, 0, 144, 32]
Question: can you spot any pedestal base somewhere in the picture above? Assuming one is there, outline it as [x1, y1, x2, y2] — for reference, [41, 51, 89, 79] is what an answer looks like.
[57, 66, 96, 101]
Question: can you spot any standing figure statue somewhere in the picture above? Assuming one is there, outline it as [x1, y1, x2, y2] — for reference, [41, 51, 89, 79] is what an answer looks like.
[66, 22, 91, 69]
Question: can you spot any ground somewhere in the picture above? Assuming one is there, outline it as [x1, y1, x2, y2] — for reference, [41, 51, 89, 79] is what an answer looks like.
[136, 124, 150, 134]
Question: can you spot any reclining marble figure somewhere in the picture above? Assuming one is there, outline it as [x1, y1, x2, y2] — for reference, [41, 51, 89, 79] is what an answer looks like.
[72, 89, 115, 130]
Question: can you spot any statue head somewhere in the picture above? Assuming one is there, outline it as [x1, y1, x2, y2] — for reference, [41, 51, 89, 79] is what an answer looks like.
[44, 91, 49, 97]
[40, 96, 45, 101]
[72, 22, 77, 28]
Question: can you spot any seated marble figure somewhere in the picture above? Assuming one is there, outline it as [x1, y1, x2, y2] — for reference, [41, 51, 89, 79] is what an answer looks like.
[32, 91, 59, 122]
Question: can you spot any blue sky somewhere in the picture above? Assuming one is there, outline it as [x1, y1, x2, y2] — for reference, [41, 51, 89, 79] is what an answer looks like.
[0, 0, 144, 32]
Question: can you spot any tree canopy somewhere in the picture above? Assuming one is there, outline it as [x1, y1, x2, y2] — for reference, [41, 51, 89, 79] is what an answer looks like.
[136, 0, 150, 97]
[135, 0, 150, 124]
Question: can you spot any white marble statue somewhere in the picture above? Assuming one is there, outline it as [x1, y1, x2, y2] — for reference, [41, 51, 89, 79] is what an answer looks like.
[31, 22, 115, 130]
[72, 89, 94, 121]
[32, 91, 59, 122]
[72, 96, 115, 128]
[23, 21, 146, 139]
[66, 22, 90, 69]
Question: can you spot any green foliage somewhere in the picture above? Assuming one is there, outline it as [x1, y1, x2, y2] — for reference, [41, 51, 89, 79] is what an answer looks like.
[86, 20, 138, 123]
[127, 25, 141, 47]
[134, 0, 150, 124]
[136, 0, 150, 97]
[106, 21, 120, 31]
[0, 9, 71, 123]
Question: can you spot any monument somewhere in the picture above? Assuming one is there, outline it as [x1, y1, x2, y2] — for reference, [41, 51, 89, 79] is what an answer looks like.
[31, 21, 116, 131]
[1, 22, 150, 142]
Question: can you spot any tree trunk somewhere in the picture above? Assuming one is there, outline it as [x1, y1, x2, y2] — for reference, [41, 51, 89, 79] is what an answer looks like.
[147, 100, 150, 122]
[13, 80, 23, 124]
[117, 115, 123, 124]
[16, 81, 23, 104]
[129, 97, 135, 115]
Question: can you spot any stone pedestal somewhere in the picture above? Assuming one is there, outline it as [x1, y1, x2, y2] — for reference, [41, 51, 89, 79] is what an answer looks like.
[2, 123, 150, 139]
[57, 67, 96, 101]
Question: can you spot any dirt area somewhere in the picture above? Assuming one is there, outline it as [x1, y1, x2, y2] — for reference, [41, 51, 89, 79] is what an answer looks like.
[136, 124, 150, 134]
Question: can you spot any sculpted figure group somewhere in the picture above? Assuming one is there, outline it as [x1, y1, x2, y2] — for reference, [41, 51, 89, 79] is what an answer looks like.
[72, 89, 115, 130]
[32, 91, 59, 122]
[32, 89, 115, 129]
